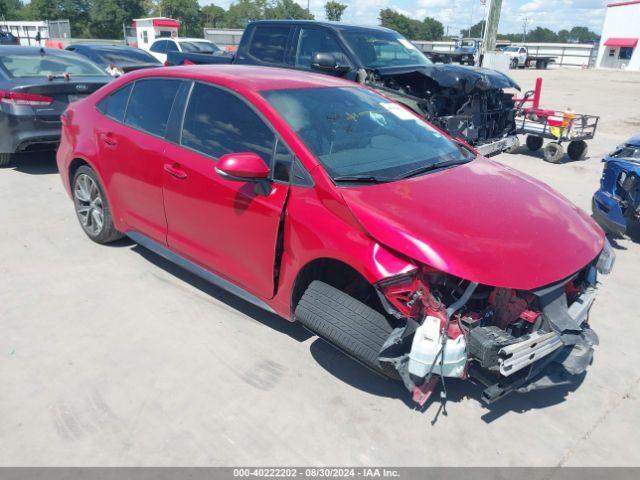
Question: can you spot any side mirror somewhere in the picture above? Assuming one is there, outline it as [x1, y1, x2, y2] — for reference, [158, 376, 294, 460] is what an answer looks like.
[215, 152, 270, 182]
[312, 52, 350, 74]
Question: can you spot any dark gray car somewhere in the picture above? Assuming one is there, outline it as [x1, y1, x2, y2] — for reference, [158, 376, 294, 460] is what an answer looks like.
[0, 46, 110, 166]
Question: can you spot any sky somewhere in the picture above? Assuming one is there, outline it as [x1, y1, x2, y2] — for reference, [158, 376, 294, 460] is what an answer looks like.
[199, 0, 609, 34]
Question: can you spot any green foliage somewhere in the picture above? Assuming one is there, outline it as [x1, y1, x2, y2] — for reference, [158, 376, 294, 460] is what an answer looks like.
[379, 8, 443, 41]
[265, 0, 313, 20]
[201, 4, 226, 28]
[460, 20, 485, 38]
[224, 0, 267, 28]
[89, 0, 145, 39]
[159, 0, 201, 36]
[497, 25, 599, 43]
[324, 1, 347, 22]
[0, 0, 26, 20]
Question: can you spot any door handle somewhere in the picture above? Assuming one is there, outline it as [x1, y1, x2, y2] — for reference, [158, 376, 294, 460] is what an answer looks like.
[100, 132, 117, 148]
[164, 162, 187, 179]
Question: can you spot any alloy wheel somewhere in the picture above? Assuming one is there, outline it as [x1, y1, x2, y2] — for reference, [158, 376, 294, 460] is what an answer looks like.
[74, 173, 104, 236]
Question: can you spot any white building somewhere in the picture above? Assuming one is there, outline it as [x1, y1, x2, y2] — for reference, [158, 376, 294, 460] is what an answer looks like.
[0, 21, 48, 46]
[596, 1, 640, 70]
[130, 17, 180, 50]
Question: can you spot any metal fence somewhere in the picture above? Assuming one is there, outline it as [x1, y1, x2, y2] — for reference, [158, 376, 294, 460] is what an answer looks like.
[48, 19, 71, 39]
[203, 28, 244, 51]
[412, 40, 598, 68]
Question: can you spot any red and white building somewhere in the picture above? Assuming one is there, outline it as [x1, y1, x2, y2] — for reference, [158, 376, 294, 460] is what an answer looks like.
[596, 1, 640, 70]
[128, 17, 181, 50]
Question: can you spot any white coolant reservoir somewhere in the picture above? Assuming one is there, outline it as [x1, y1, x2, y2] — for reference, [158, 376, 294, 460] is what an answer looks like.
[408, 316, 467, 378]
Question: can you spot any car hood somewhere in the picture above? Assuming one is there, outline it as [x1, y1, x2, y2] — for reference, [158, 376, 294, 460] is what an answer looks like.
[339, 157, 603, 290]
[375, 64, 520, 91]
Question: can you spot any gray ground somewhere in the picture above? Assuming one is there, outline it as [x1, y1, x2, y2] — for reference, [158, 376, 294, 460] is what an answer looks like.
[1, 68, 639, 466]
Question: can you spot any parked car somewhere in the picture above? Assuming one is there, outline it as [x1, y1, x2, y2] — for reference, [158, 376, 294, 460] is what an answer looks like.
[65, 43, 161, 77]
[592, 135, 640, 236]
[0, 31, 20, 45]
[165, 20, 520, 157]
[425, 38, 481, 65]
[0, 46, 110, 166]
[57, 65, 614, 406]
[503, 45, 556, 69]
[146, 37, 224, 64]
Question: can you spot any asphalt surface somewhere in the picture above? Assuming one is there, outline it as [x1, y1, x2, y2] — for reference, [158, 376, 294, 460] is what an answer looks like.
[1, 68, 639, 466]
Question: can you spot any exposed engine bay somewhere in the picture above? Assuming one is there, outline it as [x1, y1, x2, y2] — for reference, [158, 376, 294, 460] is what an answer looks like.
[361, 66, 519, 155]
[374, 240, 615, 406]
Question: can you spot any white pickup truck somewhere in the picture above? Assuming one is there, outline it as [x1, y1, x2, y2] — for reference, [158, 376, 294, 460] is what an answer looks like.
[503, 45, 556, 69]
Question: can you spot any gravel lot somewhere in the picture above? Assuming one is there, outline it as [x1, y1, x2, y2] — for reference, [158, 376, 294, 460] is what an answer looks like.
[1, 68, 639, 466]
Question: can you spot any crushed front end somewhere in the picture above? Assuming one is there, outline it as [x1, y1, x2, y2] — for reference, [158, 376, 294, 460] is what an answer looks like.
[375, 240, 615, 406]
[366, 65, 520, 157]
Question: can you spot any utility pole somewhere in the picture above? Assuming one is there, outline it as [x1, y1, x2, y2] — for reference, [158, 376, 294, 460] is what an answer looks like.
[522, 16, 530, 43]
[482, 0, 502, 53]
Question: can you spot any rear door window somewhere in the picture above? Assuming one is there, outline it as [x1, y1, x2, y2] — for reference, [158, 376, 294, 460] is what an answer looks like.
[181, 82, 275, 164]
[124, 79, 182, 137]
[150, 40, 167, 53]
[166, 41, 179, 52]
[97, 83, 133, 122]
[248, 25, 292, 65]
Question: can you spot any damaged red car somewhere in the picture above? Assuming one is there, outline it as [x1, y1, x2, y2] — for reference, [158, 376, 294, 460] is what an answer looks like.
[57, 65, 615, 405]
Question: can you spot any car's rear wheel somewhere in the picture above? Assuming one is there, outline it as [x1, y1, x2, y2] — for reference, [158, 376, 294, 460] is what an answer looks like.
[510, 58, 518, 69]
[72, 165, 123, 244]
[0, 153, 13, 167]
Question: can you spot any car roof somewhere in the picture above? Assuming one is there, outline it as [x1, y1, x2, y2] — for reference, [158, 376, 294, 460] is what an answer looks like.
[70, 43, 137, 50]
[176, 38, 214, 43]
[124, 64, 357, 92]
[0, 45, 76, 55]
[248, 20, 397, 34]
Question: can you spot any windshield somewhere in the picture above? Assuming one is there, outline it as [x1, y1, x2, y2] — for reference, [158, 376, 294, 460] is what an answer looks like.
[180, 41, 220, 53]
[612, 145, 640, 160]
[0, 52, 106, 78]
[93, 47, 160, 65]
[341, 30, 432, 68]
[460, 41, 475, 47]
[504, 47, 520, 52]
[262, 87, 473, 182]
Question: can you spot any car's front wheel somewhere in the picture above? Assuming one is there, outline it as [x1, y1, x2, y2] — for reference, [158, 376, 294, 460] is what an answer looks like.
[72, 165, 123, 244]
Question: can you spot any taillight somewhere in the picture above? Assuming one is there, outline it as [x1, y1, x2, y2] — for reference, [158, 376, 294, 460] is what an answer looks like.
[163, 60, 169, 66]
[0, 90, 54, 106]
[183, 59, 195, 65]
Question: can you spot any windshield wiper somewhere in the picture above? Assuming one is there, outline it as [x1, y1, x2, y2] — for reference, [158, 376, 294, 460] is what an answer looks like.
[398, 158, 472, 180]
[333, 174, 392, 184]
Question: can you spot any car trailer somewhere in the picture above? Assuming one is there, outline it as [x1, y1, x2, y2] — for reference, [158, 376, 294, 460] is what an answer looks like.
[512, 77, 599, 163]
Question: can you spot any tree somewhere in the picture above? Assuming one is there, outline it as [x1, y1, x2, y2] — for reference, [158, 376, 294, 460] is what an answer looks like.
[89, 0, 145, 39]
[379, 9, 443, 41]
[460, 20, 484, 38]
[201, 4, 226, 28]
[0, 0, 26, 20]
[225, 0, 267, 28]
[526, 26, 558, 42]
[265, 0, 313, 20]
[324, 1, 346, 22]
[422, 17, 444, 41]
[159, 0, 201, 36]
[568, 26, 599, 43]
[28, 0, 92, 37]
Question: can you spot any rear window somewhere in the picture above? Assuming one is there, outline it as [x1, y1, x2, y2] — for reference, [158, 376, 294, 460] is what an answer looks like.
[97, 84, 133, 122]
[248, 26, 291, 64]
[0, 52, 105, 78]
[93, 47, 160, 65]
[124, 79, 182, 137]
[180, 41, 220, 53]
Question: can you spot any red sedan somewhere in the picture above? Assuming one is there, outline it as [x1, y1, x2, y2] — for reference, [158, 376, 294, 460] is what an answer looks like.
[57, 65, 614, 406]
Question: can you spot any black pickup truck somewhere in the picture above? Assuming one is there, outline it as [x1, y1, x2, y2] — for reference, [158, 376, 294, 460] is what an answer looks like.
[167, 21, 521, 156]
